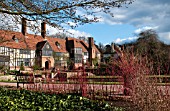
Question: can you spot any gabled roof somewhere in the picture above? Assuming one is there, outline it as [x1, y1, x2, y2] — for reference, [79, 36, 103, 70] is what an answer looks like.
[36, 41, 47, 50]
[67, 37, 88, 52]
[79, 39, 100, 54]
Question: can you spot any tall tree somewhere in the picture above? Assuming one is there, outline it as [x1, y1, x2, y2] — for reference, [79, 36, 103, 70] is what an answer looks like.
[134, 29, 170, 75]
[0, 0, 133, 30]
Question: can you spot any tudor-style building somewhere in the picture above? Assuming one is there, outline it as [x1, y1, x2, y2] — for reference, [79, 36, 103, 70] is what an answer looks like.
[35, 40, 54, 69]
[66, 37, 101, 68]
[0, 19, 101, 70]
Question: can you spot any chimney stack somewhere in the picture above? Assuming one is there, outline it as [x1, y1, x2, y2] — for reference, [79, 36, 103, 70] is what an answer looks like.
[41, 22, 46, 38]
[21, 18, 27, 36]
[88, 37, 94, 66]
[89, 37, 94, 49]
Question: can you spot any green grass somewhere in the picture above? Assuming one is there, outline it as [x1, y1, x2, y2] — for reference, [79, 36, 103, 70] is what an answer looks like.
[0, 80, 17, 83]
[70, 76, 123, 79]
[43, 81, 124, 85]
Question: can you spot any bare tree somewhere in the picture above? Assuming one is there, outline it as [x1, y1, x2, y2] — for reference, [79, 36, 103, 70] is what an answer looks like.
[0, 0, 133, 30]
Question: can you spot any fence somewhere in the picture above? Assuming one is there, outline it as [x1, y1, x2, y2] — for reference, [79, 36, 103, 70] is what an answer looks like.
[16, 69, 170, 100]
[21, 70, 124, 100]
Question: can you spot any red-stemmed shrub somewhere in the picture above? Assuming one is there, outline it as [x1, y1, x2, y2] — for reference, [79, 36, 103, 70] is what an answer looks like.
[112, 52, 170, 111]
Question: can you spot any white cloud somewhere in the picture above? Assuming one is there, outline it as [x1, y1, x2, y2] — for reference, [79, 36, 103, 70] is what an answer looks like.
[46, 25, 92, 39]
[99, 0, 170, 44]
[114, 14, 126, 19]
[113, 36, 138, 44]
[120, 0, 170, 31]
[67, 29, 91, 38]
[133, 26, 170, 44]
[159, 32, 170, 44]
[46, 25, 65, 35]
[134, 26, 159, 34]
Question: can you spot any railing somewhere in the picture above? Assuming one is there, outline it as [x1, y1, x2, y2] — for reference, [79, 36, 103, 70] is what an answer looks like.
[16, 73, 42, 88]
[17, 70, 170, 100]
[24, 71, 125, 100]
[146, 75, 170, 85]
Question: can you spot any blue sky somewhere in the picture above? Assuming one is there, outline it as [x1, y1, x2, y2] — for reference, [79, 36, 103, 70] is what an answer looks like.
[75, 23, 136, 44]
[63, 0, 170, 45]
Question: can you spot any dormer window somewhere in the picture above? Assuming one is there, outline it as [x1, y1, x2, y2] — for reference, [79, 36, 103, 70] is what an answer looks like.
[12, 35, 15, 40]
[55, 41, 61, 49]
[12, 35, 19, 43]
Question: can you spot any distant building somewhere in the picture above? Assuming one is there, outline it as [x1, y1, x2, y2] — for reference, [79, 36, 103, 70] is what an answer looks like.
[103, 43, 122, 63]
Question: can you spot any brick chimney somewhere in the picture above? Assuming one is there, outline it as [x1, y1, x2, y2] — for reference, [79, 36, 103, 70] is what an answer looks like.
[21, 18, 27, 36]
[41, 22, 46, 38]
[88, 37, 94, 66]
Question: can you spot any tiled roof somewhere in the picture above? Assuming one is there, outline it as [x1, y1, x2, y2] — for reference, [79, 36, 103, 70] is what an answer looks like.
[67, 37, 88, 52]
[79, 39, 100, 54]
[0, 30, 67, 52]
[0, 30, 43, 50]
[0, 30, 100, 54]
[46, 37, 67, 53]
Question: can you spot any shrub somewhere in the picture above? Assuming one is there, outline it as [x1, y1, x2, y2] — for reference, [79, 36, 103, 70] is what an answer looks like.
[0, 65, 4, 70]
[20, 62, 25, 71]
[32, 64, 41, 70]
[9, 70, 20, 75]
[113, 52, 170, 111]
